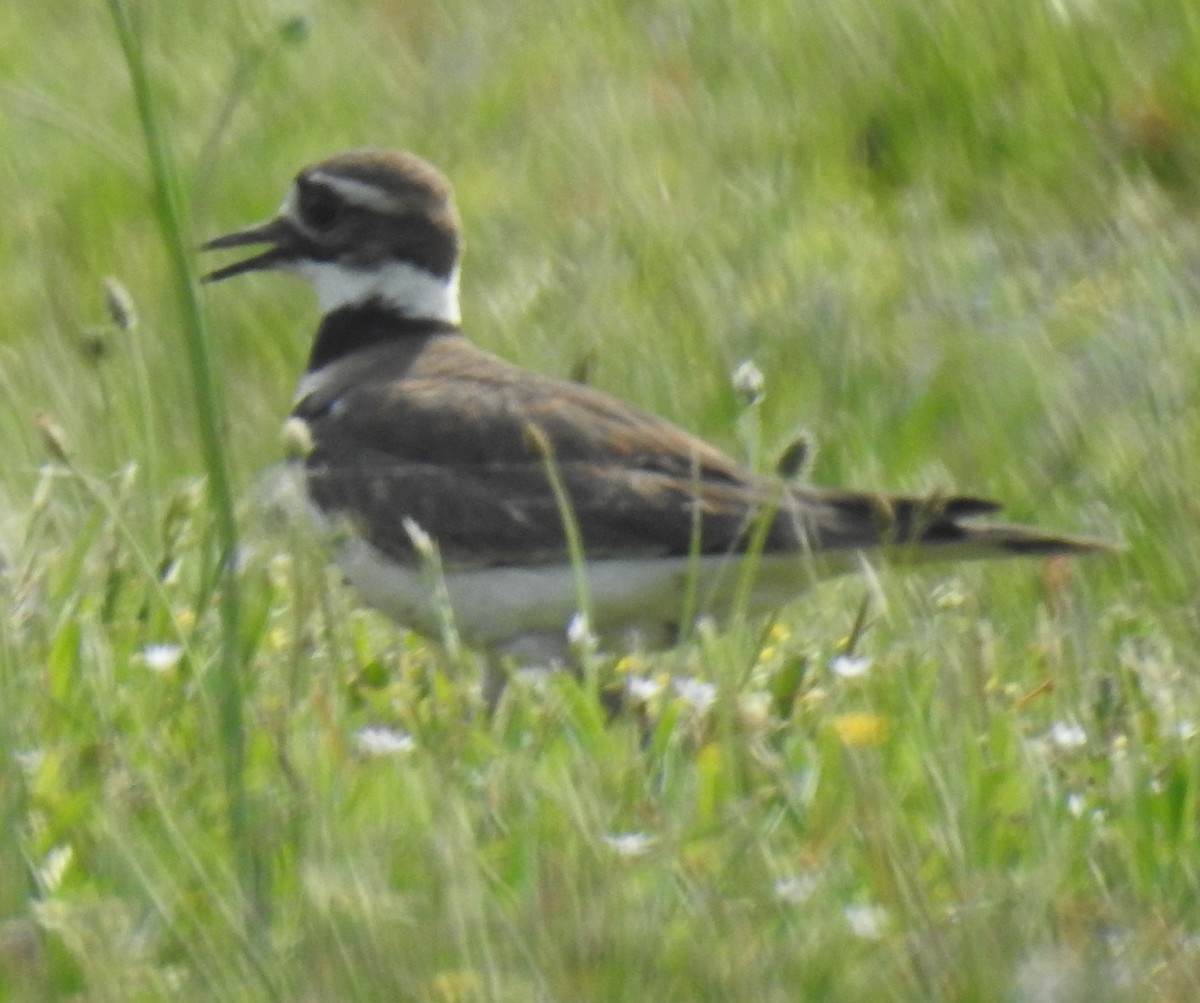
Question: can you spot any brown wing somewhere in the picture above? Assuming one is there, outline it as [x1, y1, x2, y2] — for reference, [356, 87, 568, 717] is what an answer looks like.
[295, 333, 806, 566]
[294, 331, 1098, 569]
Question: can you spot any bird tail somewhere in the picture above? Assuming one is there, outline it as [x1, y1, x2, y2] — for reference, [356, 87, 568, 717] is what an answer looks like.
[796, 488, 1114, 563]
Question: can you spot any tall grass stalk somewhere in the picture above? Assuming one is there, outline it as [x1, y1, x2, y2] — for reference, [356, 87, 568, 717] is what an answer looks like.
[530, 425, 601, 691]
[105, 0, 255, 931]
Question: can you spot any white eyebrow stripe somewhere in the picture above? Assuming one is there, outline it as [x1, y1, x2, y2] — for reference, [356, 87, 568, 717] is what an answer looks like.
[307, 172, 405, 214]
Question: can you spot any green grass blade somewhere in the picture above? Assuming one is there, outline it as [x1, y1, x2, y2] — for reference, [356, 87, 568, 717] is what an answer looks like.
[104, 0, 254, 929]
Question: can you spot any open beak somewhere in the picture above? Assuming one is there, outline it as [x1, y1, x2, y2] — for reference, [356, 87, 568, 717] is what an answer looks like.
[201, 217, 300, 282]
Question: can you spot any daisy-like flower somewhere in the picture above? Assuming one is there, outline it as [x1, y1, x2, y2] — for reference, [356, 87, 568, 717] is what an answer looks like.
[626, 674, 665, 702]
[844, 903, 888, 940]
[566, 612, 597, 650]
[1047, 721, 1088, 750]
[830, 654, 872, 679]
[142, 643, 183, 673]
[353, 726, 415, 757]
[774, 873, 818, 905]
[604, 831, 656, 857]
[674, 677, 717, 713]
[731, 359, 765, 404]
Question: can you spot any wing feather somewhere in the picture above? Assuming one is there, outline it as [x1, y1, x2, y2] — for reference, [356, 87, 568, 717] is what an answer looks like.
[294, 333, 1103, 569]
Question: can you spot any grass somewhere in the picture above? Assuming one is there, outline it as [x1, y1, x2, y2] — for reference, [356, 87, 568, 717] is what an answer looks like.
[2, 0, 1199, 999]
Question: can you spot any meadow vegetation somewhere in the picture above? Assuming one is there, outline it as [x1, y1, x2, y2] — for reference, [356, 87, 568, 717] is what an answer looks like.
[2, 0, 1199, 999]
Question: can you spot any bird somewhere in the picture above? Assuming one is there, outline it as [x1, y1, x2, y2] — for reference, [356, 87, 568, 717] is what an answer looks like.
[203, 148, 1107, 701]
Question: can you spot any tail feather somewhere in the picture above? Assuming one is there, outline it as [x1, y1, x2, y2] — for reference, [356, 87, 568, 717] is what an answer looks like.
[931, 519, 1114, 559]
[800, 488, 1113, 561]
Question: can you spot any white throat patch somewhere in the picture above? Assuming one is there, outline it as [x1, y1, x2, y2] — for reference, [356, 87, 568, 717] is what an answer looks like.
[295, 260, 461, 323]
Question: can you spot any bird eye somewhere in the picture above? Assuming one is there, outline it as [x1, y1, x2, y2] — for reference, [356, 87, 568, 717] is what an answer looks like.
[297, 181, 341, 230]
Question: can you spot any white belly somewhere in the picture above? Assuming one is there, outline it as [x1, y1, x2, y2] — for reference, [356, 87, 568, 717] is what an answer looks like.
[333, 531, 859, 661]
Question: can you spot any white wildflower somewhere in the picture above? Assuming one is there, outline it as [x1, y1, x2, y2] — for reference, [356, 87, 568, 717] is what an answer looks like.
[626, 674, 664, 701]
[353, 726, 415, 757]
[1047, 721, 1088, 750]
[844, 903, 888, 940]
[143, 643, 183, 673]
[604, 832, 656, 857]
[731, 359, 765, 403]
[831, 654, 872, 679]
[774, 874, 818, 905]
[674, 677, 717, 713]
[566, 612, 596, 650]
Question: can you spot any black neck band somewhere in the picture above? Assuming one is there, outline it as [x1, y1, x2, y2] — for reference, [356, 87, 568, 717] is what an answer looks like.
[305, 300, 462, 371]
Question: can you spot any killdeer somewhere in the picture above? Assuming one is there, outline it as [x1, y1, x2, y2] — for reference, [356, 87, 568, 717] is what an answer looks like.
[204, 149, 1107, 696]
